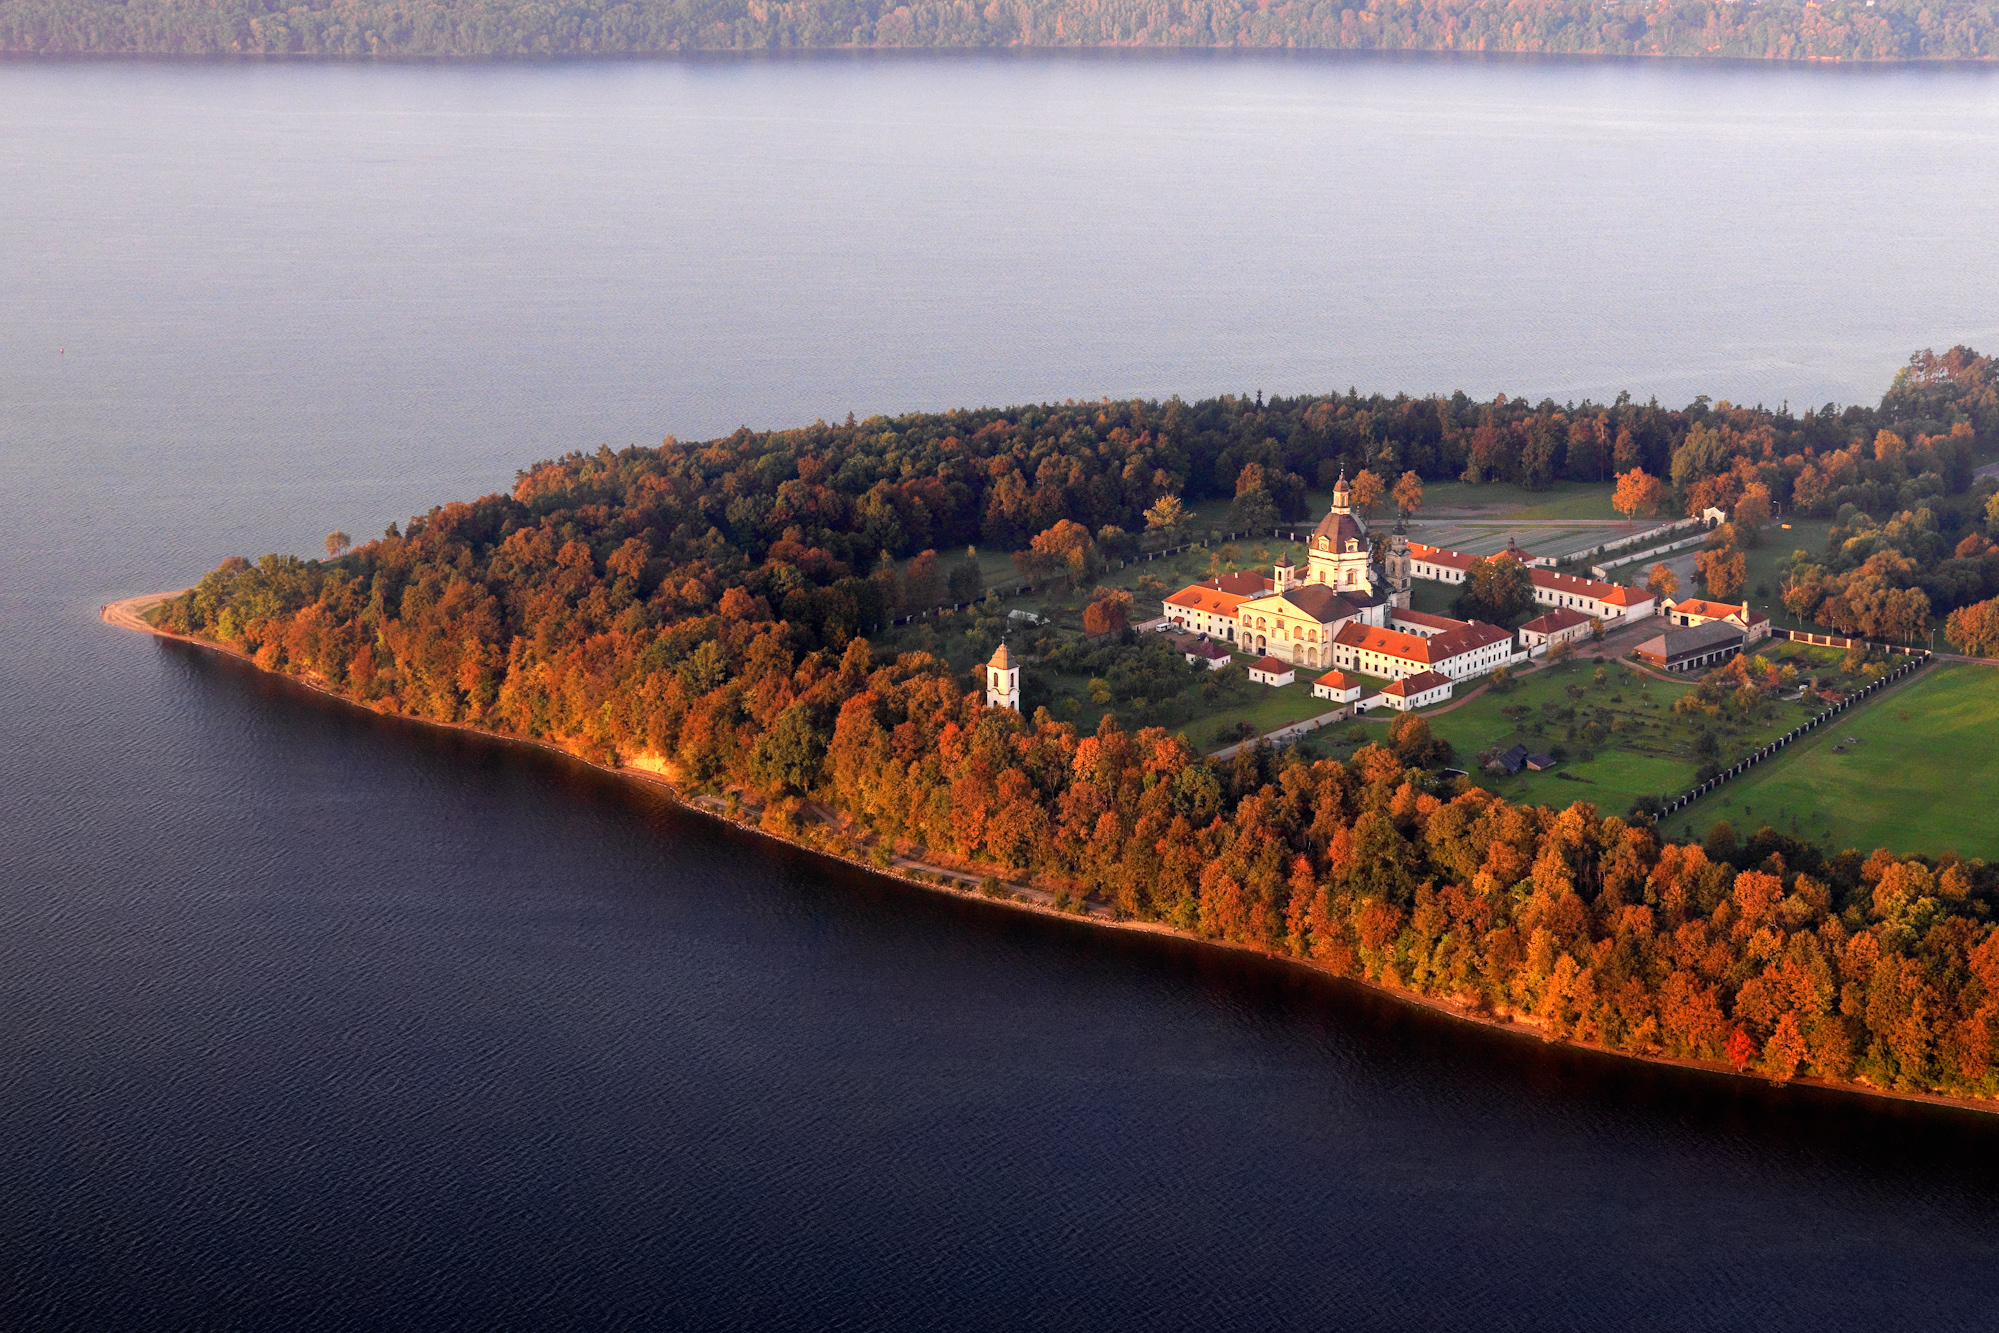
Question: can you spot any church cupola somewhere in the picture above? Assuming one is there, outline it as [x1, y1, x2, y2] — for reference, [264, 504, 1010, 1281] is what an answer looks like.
[1307, 473, 1374, 596]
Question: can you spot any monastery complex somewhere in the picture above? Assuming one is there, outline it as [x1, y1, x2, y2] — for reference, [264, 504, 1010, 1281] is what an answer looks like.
[985, 477, 1783, 719]
[1142, 474, 1680, 716]
[1157, 472, 1601, 701]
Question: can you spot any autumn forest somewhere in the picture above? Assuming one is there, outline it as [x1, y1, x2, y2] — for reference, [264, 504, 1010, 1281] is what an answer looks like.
[10, 0, 1999, 60]
[151, 348, 1999, 1106]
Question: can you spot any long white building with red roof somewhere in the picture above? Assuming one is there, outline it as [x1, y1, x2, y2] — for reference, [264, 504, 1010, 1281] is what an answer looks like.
[1161, 569, 1272, 642]
[1406, 542, 1655, 625]
[1330, 618, 1514, 682]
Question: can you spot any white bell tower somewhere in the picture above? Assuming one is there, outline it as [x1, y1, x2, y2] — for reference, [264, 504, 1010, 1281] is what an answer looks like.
[986, 642, 1020, 711]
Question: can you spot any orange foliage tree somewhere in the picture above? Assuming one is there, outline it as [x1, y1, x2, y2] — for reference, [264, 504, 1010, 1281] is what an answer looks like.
[1612, 467, 1670, 519]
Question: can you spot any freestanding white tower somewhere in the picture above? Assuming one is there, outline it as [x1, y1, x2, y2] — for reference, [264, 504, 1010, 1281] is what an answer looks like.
[986, 642, 1020, 711]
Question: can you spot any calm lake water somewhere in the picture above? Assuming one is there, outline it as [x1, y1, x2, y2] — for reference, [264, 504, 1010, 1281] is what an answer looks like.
[6, 53, 1999, 1329]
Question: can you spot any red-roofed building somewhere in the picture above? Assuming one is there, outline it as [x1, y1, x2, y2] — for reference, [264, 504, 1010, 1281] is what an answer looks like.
[1376, 670, 1454, 711]
[1166, 633, 1235, 670]
[1405, 542, 1656, 625]
[1518, 607, 1594, 650]
[1332, 618, 1514, 682]
[1407, 542, 1476, 584]
[1389, 608, 1464, 637]
[1312, 670, 1363, 704]
[1161, 569, 1272, 641]
[1663, 597, 1772, 643]
[1247, 656, 1296, 687]
[1530, 568, 1654, 623]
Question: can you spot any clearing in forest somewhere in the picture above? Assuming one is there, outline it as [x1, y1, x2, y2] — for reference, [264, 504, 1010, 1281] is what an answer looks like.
[1680, 663, 1999, 860]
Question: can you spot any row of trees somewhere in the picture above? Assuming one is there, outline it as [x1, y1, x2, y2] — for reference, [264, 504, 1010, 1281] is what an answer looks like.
[10, 0, 1999, 59]
[272, 348, 1991, 632]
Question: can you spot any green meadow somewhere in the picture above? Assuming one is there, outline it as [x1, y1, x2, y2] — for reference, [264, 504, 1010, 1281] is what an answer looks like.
[1680, 663, 1999, 859]
[1413, 657, 1817, 816]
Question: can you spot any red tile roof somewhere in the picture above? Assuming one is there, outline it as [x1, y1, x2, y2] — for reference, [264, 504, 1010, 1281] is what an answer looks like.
[1520, 608, 1592, 635]
[1164, 570, 1273, 615]
[1407, 542, 1475, 571]
[1669, 598, 1770, 625]
[1390, 608, 1463, 632]
[1383, 670, 1452, 697]
[1334, 621, 1432, 660]
[1336, 618, 1510, 665]
[1530, 568, 1635, 603]
[1250, 656, 1293, 675]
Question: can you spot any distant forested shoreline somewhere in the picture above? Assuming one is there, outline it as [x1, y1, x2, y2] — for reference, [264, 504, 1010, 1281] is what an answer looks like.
[6, 0, 1997, 61]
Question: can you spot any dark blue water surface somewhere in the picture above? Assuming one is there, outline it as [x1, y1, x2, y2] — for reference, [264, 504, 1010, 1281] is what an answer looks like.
[6, 54, 1999, 1331]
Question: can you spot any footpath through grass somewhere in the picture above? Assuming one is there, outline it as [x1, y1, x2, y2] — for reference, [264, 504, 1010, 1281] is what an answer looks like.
[1680, 663, 1999, 859]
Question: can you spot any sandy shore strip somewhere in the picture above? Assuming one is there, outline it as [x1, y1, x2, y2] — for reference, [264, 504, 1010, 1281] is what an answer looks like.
[102, 591, 186, 634]
[100, 590, 1999, 1120]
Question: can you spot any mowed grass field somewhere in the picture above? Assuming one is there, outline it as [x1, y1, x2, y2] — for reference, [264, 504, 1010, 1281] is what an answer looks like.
[1417, 480, 1622, 520]
[1415, 658, 1812, 816]
[1683, 664, 1999, 858]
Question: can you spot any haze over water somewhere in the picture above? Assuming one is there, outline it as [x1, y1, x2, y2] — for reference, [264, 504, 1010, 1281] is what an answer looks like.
[5, 54, 1999, 1329]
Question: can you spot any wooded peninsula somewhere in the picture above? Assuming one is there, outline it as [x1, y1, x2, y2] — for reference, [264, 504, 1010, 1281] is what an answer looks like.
[10, 0, 1999, 61]
[142, 348, 1999, 1109]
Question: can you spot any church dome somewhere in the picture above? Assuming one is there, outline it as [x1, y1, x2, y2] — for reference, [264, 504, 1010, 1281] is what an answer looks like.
[1311, 508, 1366, 550]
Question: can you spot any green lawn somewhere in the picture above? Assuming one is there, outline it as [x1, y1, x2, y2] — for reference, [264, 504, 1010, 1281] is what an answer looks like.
[1185, 479, 1620, 536]
[1406, 579, 1462, 617]
[1417, 656, 1821, 816]
[1676, 663, 1999, 859]
[1417, 480, 1622, 521]
[1740, 519, 1830, 629]
[1195, 675, 1352, 747]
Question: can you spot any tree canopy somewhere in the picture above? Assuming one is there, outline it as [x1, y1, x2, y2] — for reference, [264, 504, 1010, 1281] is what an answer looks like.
[149, 348, 1999, 1105]
[9, 0, 1999, 59]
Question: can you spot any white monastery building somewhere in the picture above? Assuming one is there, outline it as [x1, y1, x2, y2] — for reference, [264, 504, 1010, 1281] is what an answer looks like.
[1162, 569, 1271, 641]
[1330, 619, 1514, 683]
[1662, 597, 1772, 644]
[1517, 607, 1595, 651]
[1376, 670, 1454, 712]
[1405, 542, 1654, 624]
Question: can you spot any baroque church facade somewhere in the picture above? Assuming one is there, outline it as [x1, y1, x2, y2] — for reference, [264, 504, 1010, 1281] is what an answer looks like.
[1228, 472, 1413, 670]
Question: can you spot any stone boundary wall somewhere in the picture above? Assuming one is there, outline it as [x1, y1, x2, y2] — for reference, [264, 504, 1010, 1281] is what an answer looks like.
[1590, 531, 1711, 580]
[1571, 515, 1710, 567]
[1771, 628, 1930, 655]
